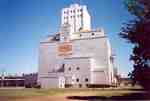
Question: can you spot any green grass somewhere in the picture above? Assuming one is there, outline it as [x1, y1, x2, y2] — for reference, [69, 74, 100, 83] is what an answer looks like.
[0, 87, 144, 99]
[0, 88, 69, 99]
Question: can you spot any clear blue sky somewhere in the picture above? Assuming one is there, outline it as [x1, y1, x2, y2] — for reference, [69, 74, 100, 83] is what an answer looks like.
[0, 0, 133, 76]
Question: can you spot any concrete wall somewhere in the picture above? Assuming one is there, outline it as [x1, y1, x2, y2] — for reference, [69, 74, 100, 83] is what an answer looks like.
[38, 42, 57, 75]
[64, 57, 91, 87]
[40, 77, 59, 88]
[61, 4, 91, 34]
[71, 36, 111, 85]
[38, 33, 113, 88]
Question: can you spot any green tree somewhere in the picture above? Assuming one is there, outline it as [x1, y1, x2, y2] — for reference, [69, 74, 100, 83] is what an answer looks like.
[120, 0, 150, 90]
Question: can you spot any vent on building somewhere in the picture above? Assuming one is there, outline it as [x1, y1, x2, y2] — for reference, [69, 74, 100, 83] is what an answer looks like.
[76, 78, 79, 82]
[76, 67, 80, 70]
[91, 33, 95, 36]
[68, 67, 71, 71]
[85, 78, 88, 82]
[79, 84, 82, 88]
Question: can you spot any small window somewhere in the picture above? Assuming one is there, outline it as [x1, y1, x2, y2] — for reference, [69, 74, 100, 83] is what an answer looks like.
[86, 84, 89, 87]
[68, 67, 71, 71]
[76, 78, 79, 82]
[79, 84, 82, 88]
[64, 17, 68, 19]
[76, 67, 80, 70]
[92, 33, 95, 36]
[85, 78, 88, 82]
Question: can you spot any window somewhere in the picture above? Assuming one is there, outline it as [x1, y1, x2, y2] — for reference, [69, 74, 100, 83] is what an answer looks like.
[92, 33, 95, 36]
[86, 84, 89, 87]
[79, 84, 82, 88]
[76, 78, 79, 82]
[64, 17, 68, 19]
[68, 67, 71, 71]
[85, 78, 88, 82]
[76, 67, 80, 70]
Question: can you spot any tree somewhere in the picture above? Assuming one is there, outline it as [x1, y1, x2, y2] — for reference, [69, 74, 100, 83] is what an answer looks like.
[120, 0, 150, 90]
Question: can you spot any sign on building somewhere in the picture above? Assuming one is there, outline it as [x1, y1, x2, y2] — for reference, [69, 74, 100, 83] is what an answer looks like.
[57, 42, 72, 56]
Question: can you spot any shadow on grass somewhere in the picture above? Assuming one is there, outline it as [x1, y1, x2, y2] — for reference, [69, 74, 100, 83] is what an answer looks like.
[67, 91, 150, 100]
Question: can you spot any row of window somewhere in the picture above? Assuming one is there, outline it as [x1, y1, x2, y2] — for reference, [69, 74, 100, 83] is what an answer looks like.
[76, 78, 89, 82]
[64, 9, 83, 14]
[79, 33, 95, 37]
[68, 67, 80, 71]
[78, 84, 89, 88]
[64, 14, 82, 19]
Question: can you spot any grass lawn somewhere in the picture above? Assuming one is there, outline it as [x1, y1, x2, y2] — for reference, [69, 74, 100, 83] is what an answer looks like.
[0, 88, 71, 99]
[0, 87, 148, 101]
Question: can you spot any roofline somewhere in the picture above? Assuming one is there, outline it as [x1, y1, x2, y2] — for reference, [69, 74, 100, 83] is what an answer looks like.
[40, 36, 107, 44]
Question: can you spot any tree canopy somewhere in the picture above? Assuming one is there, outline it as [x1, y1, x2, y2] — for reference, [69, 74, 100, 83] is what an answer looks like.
[120, 0, 150, 90]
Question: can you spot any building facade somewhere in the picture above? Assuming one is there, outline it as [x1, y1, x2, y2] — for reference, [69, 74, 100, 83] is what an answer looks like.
[38, 3, 115, 88]
[0, 73, 37, 87]
[61, 4, 91, 36]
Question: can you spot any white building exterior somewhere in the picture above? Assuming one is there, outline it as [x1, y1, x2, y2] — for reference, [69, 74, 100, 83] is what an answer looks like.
[61, 4, 91, 36]
[38, 3, 115, 88]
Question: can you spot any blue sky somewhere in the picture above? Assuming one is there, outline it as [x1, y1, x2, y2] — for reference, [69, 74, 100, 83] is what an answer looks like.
[0, 0, 133, 76]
